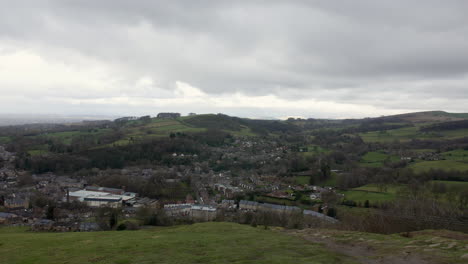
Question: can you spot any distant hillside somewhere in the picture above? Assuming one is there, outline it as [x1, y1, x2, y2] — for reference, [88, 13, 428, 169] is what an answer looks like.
[384, 111, 468, 123]
[421, 119, 468, 131]
[182, 114, 300, 135]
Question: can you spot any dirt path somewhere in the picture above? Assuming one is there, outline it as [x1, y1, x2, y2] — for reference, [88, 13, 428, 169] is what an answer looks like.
[283, 229, 455, 264]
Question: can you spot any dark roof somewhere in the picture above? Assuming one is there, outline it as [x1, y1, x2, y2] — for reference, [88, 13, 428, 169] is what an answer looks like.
[84, 197, 122, 202]
[0, 212, 17, 218]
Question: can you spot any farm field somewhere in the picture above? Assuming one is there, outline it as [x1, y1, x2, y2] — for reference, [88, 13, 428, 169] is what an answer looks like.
[429, 180, 468, 193]
[409, 160, 468, 172]
[0, 136, 11, 144]
[295, 173, 337, 187]
[360, 151, 400, 167]
[442, 149, 468, 161]
[359, 126, 468, 143]
[340, 184, 403, 205]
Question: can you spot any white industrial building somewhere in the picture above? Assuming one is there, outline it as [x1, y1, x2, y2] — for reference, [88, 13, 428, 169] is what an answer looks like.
[67, 188, 137, 208]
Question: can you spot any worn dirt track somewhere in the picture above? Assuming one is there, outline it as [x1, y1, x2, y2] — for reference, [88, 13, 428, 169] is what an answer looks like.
[283, 229, 467, 264]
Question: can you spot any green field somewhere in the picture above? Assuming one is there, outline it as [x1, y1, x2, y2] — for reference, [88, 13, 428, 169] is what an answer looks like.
[0, 136, 11, 144]
[360, 151, 400, 167]
[295, 172, 337, 187]
[442, 149, 468, 161]
[43, 129, 113, 145]
[341, 184, 402, 204]
[299, 145, 330, 159]
[409, 160, 468, 172]
[359, 126, 419, 143]
[0, 222, 354, 264]
[27, 149, 49, 156]
[295, 175, 310, 185]
[228, 127, 257, 137]
[430, 180, 468, 192]
[359, 125, 468, 143]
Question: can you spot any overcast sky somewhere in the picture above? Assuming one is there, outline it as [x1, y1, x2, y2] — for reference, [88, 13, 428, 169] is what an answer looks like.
[1, 0, 468, 119]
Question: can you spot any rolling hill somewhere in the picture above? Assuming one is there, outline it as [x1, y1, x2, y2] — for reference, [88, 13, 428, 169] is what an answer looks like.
[1, 222, 467, 264]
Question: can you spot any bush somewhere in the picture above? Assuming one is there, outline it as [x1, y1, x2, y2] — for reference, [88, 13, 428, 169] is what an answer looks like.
[327, 208, 337, 218]
[117, 221, 139, 231]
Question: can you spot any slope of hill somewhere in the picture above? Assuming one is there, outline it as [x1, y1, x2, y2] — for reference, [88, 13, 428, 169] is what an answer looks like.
[1, 222, 467, 264]
[383, 111, 468, 123]
[0, 222, 354, 264]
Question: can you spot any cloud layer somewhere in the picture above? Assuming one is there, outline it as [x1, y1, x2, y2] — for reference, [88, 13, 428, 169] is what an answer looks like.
[1, 0, 468, 118]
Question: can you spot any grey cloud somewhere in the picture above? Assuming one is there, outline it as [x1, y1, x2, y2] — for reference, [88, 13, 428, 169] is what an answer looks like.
[0, 0, 467, 117]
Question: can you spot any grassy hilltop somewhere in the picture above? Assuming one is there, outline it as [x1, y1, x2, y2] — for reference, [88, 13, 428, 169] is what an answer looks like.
[1, 222, 467, 264]
[0, 222, 354, 264]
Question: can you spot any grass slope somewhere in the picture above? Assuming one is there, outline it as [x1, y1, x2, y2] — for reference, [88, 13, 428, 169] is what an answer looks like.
[0, 222, 355, 264]
[360, 151, 400, 167]
[359, 125, 468, 143]
[341, 184, 403, 204]
[288, 228, 468, 264]
[409, 160, 468, 172]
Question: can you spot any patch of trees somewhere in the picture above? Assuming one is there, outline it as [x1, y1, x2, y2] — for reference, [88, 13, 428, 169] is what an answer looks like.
[344, 119, 411, 133]
[183, 114, 244, 131]
[421, 120, 468, 132]
[15, 136, 205, 173]
[244, 119, 301, 134]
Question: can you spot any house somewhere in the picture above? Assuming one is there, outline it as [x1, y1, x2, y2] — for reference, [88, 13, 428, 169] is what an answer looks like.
[4, 198, 29, 209]
[258, 203, 301, 214]
[78, 222, 101, 232]
[239, 200, 301, 214]
[157, 112, 181, 119]
[191, 205, 217, 221]
[219, 199, 236, 209]
[132, 197, 159, 208]
[31, 219, 55, 231]
[309, 193, 321, 200]
[114, 116, 138, 122]
[239, 200, 259, 211]
[164, 204, 192, 217]
[0, 212, 20, 224]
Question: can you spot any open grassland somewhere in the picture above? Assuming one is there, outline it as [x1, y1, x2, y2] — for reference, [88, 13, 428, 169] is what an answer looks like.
[0, 136, 11, 144]
[409, 160, 468, 172]
[352, 184, 403, 194]
[295, 175, 310, 185]
[442, 149, 468, 161]
[27, 149, 49, 156]
[341, 184, 403, 204]
[340, 190, 395, 204]
[360, 151, 400, 167]
[227, 126, 257, 137]
[359, 126, 419, 143]
[43, 129, 113, 145]
[430, 180, 468, 192]
[0, 222, 355, 264]
[359, 125, 468, 143]
[295, 173, 337, 187]
[300, 145, 330, 159]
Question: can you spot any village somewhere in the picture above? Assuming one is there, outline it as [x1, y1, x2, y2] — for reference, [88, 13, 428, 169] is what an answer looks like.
[0, 143, 339, 231]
